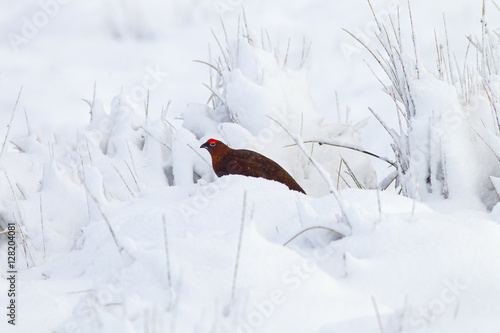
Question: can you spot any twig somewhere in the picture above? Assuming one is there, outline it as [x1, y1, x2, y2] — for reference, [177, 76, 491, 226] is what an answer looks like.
[0, 230, 20, 235]
[0, 87, 22, 164]
[12, 213, 34, 267]
[161, 100, 172, 121]
[162, 215, 172, 301]
[283, 37, 291, 67]
[211, 29, 230, 71]
[285, 139, 396, 167]
[193, 60, 223, 77]
[265, 29, 273, 52]
[188, 143, 212, 168]
[341, 156, 365, 189]
[126, 141, 139, 182]
[283, 226, 345, 247]
[112, 164, 135, 197]
[337, 158, 343, 190]
[410, 179, 418, 221]
[407, 0, 420, 79]
[443, 14, 454, 84]
[376, 188, 382, 222]
[202, 83, 235, 122]
[299, 36, 312, 69]
[380, 170, 399, 191]
[4, 171, 22, 222]
[368, 107, 402, 152]
[372, 296, 385, 333]
[242, 6, 251, 45]
[15, 183, 26, 200]
[79, 153, 92, 222]
[482, 80, 500, 130]
[493, 0, 500, 13]
[40, 193, 46, 259]
[84, 187, 124, 255]
[24, 107, 31, 136]
[435, 30, 444, 80]
[124, 160, 140, 192]
[85, 137, 93, 165]
[473, 127, 500, 161]
[144, 89, 150, 126]
[454, 300, 461, 319]
[228, 191, 247, 314]
[140, 126, 172, 151]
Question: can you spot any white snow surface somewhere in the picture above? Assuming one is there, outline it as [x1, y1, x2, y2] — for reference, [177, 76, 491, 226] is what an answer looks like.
[1, 1, 500, 333]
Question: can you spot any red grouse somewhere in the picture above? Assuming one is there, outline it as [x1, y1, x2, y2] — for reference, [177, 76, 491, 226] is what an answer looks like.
[200, 139, 306, 194]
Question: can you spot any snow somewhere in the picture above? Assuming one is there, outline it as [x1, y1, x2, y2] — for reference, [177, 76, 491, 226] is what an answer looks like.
[1, 0, 500, 332]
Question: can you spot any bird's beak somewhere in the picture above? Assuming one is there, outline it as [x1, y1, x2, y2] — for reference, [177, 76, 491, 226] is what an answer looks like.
[200, 142, 209, 149]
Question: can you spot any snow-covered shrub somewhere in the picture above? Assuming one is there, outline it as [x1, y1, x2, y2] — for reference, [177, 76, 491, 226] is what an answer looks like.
[0, 91, 174, 266]
[183, 21, 377, 196]
[352, 3, 500, 209]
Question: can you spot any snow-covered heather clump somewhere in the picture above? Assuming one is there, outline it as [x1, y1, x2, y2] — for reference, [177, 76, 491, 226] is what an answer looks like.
[0, 92, 174, 267]
[182, 26, 377, 196]
[356, 7, 500, 209]
[470, 12, 500, 206]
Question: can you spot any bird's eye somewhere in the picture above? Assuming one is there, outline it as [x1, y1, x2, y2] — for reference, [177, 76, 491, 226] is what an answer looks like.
[210, 142, 216, 147]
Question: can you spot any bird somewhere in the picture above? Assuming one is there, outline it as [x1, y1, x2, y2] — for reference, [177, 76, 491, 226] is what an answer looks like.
[200, 138, 306, 194]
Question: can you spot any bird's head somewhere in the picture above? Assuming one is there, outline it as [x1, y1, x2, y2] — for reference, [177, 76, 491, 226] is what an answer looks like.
[200, 138, 227, 155]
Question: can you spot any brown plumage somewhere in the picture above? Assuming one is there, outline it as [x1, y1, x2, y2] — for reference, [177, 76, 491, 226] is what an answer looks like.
[200, 138, 306, 194]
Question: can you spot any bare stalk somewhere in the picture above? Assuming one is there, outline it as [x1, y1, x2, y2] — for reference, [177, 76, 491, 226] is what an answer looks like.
[162, 215, 172, 306]
[112, 164, 135, 197]
[285, 139, 396, 167]
[0, 87, 23, 164]
[40, 193, 46, 259]
[372, 296, 385, 333]
[85, 187, 125, 256]
[140, 126, 172, 151]
[283, 226, 345, 247]
[227, 191, 247, 315]
[407, 0, 420, 79]
[24, 107, 31, 136]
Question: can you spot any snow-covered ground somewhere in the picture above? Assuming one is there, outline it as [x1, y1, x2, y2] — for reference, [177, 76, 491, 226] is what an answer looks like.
[1, 0, 500, 332]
